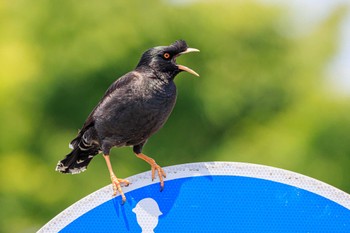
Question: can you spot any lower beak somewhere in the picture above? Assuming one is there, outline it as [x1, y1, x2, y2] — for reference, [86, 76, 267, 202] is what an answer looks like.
[177, 48, 200, 77]
[177, 65, 200, 77]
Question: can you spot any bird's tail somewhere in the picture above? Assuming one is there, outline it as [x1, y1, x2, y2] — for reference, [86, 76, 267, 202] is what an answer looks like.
[56, 138, 100, 174]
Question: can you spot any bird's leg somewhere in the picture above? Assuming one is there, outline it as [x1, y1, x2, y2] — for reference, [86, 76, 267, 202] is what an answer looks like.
[136, 153, 166, 180]
[133, 145, 166, 190]
[103, 154, 130, 203]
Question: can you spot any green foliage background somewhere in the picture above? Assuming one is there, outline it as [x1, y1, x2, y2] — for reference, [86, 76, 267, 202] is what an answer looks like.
[1, 0, 349, 232]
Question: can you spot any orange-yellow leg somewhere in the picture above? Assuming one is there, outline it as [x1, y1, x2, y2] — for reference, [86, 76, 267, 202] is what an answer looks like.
[135, 153, 166, 191]
[103, 154, 130, 204]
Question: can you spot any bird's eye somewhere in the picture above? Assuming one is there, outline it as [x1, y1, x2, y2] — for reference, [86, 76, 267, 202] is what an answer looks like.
[163, 52, 171, 60]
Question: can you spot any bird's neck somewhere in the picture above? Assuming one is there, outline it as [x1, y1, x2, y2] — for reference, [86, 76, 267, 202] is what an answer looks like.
[136, 65, 177, 84]
[135, 68, 176, 97]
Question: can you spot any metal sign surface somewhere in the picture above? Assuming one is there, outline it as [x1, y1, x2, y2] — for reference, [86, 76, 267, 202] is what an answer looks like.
[39, 162, 350, 232]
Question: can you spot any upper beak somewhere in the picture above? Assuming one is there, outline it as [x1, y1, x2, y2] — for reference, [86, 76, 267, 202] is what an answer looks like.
[179, 48, 200, 55]
[177, 48, 200, 77]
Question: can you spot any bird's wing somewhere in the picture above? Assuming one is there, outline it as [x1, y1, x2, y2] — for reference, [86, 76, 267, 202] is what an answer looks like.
[69, 71, 141, 148]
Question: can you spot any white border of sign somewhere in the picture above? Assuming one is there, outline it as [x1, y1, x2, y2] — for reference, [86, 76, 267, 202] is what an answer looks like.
[38, 162, 350, 232]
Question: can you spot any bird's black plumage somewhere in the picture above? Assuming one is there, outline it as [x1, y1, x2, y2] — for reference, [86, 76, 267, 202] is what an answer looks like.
[56, 40, 199, 195]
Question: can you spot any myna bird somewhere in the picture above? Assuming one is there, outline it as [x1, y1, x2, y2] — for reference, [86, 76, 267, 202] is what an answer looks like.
[56, 40, 199, 203]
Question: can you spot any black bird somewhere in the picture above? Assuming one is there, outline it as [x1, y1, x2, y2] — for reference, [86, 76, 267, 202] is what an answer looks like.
[56, 40, 199, 203]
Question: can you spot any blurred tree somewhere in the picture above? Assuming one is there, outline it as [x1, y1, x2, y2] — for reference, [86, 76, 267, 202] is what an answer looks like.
[0, 0, 349, 232]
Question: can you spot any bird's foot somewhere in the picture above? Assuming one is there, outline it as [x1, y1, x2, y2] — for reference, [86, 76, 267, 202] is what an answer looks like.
[110, 175, 130, 204]
[135, 153, 166, 191]
[150, 162, 166, 191]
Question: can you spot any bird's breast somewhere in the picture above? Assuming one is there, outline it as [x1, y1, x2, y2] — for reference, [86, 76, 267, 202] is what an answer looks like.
[94, 80, 177, 146]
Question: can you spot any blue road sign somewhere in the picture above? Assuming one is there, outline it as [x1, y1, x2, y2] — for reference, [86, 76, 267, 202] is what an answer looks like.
[39, 162, 350, 232]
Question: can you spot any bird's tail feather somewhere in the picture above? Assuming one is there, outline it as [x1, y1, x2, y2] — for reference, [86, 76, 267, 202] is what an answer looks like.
[56, 144, 100, 174]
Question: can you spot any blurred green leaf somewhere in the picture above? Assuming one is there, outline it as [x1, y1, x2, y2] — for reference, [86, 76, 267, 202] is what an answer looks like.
[0, 1, 349, 232]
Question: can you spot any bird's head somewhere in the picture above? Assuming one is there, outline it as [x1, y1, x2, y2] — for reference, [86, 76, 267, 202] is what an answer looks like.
[136, 40, 199, 79]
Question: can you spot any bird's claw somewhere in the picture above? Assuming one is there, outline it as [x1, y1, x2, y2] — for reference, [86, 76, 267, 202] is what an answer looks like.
[150, 163, 166, 191]
[135, 153, 166, 191]
[111, 175, 130, 204]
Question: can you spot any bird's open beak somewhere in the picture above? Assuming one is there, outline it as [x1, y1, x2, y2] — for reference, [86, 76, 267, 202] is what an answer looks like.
[177, 48, 200, 77]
